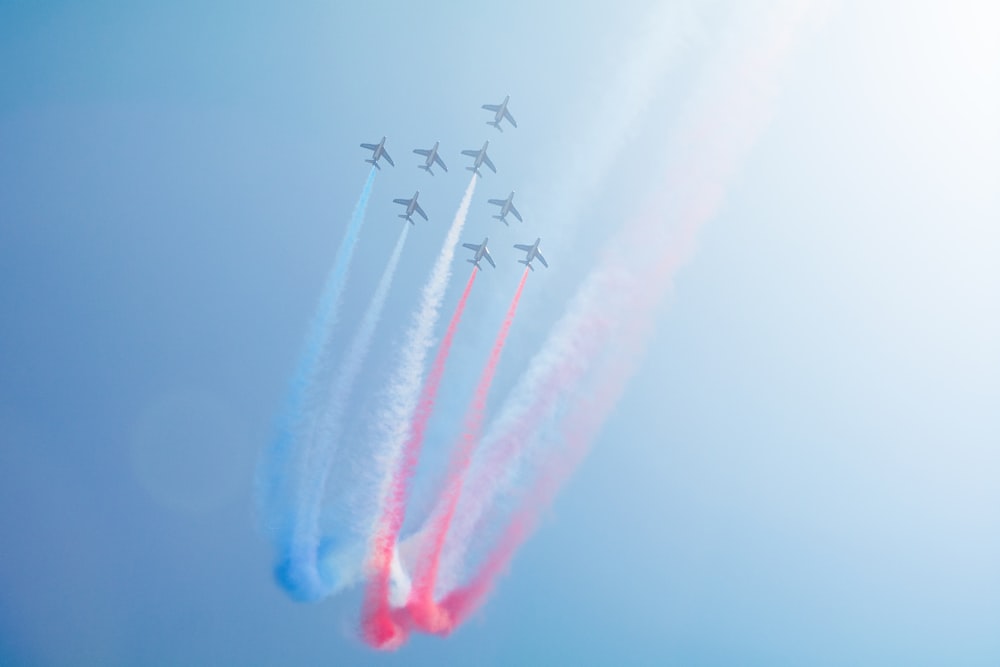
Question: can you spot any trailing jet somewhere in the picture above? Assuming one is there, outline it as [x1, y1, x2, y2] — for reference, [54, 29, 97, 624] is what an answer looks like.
[488, 191, 522, 225]
[482, 95, 517, 132]
[360, 136, 394, 169]
[462, 237, 495, 269]
[413, 141, 448, 176]
[462, 141, 496, 177]
[393, 191, 428, 225]
[514, 237, 548, 270]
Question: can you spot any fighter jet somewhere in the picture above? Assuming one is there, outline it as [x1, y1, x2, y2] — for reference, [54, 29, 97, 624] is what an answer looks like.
[360, 136, 394, 169]
[462, 237, 496, 269]
[413, 141, 448, 176]
[482, 95, 517, 132]
[514, 237, 548, 270]
[462, 141, 496, 177]
[488, 191, 522, 225]
[393, 191, 428, 225]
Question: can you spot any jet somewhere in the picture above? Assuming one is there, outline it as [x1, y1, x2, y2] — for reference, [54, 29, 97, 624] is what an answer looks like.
[488, 191, 522, 225]
[393, 191, 428, 225]
[462, 237, 496, 269]
[462, 141, 496, 177]
[514, 237, 548, 270]
[482, 95, 517, 132]
[360, 136, 394, 169]
[413, 141, 448, 176]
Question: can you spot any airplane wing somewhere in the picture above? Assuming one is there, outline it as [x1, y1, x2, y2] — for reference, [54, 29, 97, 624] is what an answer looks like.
[483, 154, 497, 173]
[503, 109, 517, 128]
[382, 150, 395, 167]
[536, 251, 548, 268]
[461, 149, 479, 157]
[413, 148, 431, 157]
[433, 153, 448, 172]
[509, 204, 523, 222]
[513, 244, 532, 252]
[483, 248, 495, 268]
[482, 104, 501, 112]
[487, 198, 505, 206]
[392, 198, 409, 205]
[360, 143, 378, 150]
[414, 202, 428, 221]
[462, 243, 480, 251]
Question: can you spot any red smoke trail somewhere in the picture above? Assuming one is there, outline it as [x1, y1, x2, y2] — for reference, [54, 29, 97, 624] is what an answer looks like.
[431, 2, 819, 628]
[437, 283, 653, 628]
[407, 267, 530, 634]
[362, 267, 478, 650]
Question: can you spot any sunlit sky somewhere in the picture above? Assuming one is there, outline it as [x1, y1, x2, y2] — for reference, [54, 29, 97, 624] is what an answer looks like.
[1, 1, 998, 665]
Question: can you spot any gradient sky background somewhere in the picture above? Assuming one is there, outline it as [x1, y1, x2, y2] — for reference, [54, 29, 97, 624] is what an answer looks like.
[2, 1, 999, 665]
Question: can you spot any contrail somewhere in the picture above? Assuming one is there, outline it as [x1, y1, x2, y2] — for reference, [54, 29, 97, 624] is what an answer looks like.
[275, 222, 412, 601]
[407, 267, 530, 635]
[429, 1, 820, 627]
[363, 266, 478, 649]
[257, 166, 377, 576]
[362, 176, 479, 649]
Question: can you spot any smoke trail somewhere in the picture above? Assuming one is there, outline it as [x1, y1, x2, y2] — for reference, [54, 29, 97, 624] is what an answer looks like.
[258, 167, 377, 561]
[430, 1, 820, 627]
[362, 176, 479, 649]
[363, 266, 478, 649]
[407, 267, 530, 634]
[275, 222, 411, 601]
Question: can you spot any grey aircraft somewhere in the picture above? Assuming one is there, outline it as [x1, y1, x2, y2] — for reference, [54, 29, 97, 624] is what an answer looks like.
[514, 237, 548, 270]
[393, 191, 428, 225]
[413, 141, 448, 176]
[488, 191, 522, 225]
[360, 136, 394, 169]
[462, 237, 496, 269]
[482, 95, 517, 132]
[462, 141, 496, 177]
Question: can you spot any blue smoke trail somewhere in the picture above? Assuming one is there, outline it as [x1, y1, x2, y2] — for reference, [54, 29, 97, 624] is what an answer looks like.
[257, 167, 376, 578]
[277, 222, 411, 601]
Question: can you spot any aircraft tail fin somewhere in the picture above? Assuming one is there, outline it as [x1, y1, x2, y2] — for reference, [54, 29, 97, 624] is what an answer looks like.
[418, 165, 433, 175]
[488, 121, 503, 132]
[518, 260, 534, 271]
[366, 159, 380, 169]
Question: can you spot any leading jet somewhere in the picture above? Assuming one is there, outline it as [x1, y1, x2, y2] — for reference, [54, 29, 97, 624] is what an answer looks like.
[488, 191, 522, 225]
[413, 141, 448, 176]
[393, 191, 428, 225]
[360, 136, 394, 169]
[462, 141, 496, 177]
[462, 237, 495, 269]
[482, 95, 517, 132]
[514, 237, 548, 270]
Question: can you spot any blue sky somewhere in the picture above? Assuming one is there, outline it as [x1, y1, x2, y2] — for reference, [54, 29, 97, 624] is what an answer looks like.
[1, 1, 999, 665]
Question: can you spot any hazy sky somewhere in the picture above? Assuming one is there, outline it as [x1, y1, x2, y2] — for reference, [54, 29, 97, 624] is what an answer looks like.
[1, 1, 998, 665]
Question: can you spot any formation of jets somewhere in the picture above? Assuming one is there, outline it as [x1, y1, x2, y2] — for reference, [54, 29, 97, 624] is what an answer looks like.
[360, 95, 547, 270]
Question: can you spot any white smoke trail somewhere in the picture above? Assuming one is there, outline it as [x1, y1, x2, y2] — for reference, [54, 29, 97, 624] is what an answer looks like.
[364, 176, 478, 542]
[281, 223, 412, 599]
[434, 0, 822, 598]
